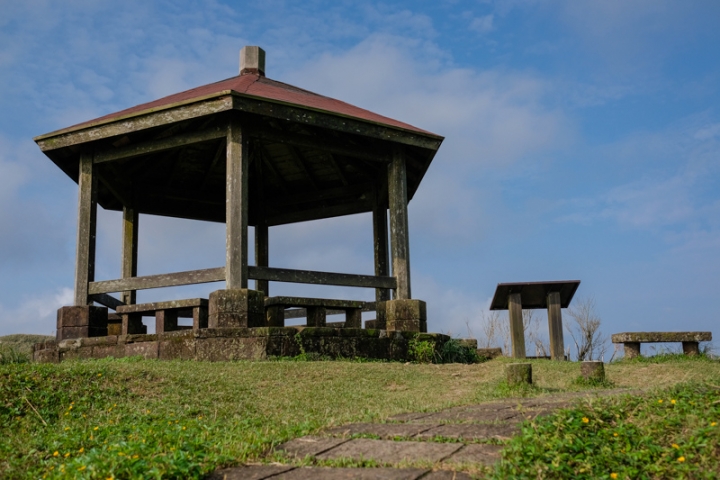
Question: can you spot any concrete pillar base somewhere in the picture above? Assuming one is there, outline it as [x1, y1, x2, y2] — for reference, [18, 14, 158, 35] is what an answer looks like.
[209, 289, 265, 328]
[56, 306, 108, 341]
[682, 341, 700, 356]
[385, 299, 427, 333]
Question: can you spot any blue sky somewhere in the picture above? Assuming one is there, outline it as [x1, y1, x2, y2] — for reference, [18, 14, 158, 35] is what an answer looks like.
[1, 1, 720, 355]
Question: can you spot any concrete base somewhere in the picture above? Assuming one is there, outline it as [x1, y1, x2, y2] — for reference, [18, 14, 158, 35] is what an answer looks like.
[682, 341, 700, 356]
[32, 328, 451, 363]
[623, 342, 641, 359]
[56, 306, 109, 341]
[209, 289, 265, 328]
[385, 299, 427, 333]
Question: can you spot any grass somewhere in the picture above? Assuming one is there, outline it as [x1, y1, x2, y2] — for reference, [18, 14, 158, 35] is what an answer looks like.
[0, 334, 53, 364]
[1, 353, 719, 478]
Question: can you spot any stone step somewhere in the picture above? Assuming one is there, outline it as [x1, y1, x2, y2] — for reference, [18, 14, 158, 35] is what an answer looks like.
[209, 465, 473, 479]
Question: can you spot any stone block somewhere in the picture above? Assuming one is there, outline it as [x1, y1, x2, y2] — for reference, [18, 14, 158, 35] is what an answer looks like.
[195, 336, 268, 361]
[506, 363, 532, 385]
[92, 345, 125, 359]
[159, 335, 195, 360]
[209, 289, 265, 328]
[385, 299, 427, 333]
[477, 347, 503, 359]
[56, 306, 108, 340]
[581, 361, 605, 382]
[34, 347, 59, 363]
[125, 341, 159, 359]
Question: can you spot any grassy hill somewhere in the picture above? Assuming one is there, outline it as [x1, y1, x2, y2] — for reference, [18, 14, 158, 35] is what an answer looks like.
[1, 354, 719, 478]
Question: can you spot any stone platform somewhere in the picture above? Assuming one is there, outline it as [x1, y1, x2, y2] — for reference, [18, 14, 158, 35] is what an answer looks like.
[32, 327, 450, 363]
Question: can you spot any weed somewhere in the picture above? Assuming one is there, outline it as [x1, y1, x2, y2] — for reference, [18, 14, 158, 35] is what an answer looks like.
[408, 336, 436, 363]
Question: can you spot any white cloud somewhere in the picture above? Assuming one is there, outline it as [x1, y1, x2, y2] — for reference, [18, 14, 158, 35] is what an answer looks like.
[469, 14, 494, 34]
[0, 287, 72, 336]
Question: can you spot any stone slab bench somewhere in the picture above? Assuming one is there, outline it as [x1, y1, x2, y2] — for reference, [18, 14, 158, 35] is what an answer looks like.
[116, 298, 208, 334]
[611, 331, 712, 359]
[265, 296, 364, 328]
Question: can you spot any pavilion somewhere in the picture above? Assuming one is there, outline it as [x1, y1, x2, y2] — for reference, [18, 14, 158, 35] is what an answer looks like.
[34, 47, 444, 342]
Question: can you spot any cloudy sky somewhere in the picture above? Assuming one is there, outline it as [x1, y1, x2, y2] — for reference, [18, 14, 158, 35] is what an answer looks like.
[1, 1, 719, 354]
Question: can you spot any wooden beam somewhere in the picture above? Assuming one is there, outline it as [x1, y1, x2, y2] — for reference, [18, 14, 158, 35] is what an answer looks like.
[286, 145, 318, 191]
[259, 143, 291, 196]
[120, 207, 139, 305]
[226, 119, 249, 289]
[254, 148, 269, 296]
[88, 267, 225, 295]
[74, 152, 97, 306]
[327, 154, 349, 186]
[248, 266, 396, 290]
[94, 126, 226, 164]
[199, 141, 225, 193]
[266, 182, 373, 209]
[266, 200, 373, 226]
[89, 293, 125, 310]
[388, 147, 411, 300]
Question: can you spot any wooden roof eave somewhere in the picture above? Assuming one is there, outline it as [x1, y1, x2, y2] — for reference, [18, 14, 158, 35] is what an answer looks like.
[34, 90, 443, 154]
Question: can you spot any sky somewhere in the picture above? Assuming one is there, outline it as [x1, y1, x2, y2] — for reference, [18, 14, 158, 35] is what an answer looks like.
[1, 0, 719, 357]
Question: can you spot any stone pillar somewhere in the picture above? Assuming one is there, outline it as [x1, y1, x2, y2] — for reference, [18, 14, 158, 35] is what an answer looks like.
[581, 361, 605, 382]
[74, 152, 97, 306]
[57, 306, 108, 341]
[345, 309, 362, 329]
[255, 223, 269, 296]
[682, 341, 700, 356]
[306, 307, 326, 327]
[506, 363, 532, 386]
[155, 310, 178, 334]
[120, 206, 139, 306]
[508, 293, 526, 359]
[388, 147, 411, 300]
[373, 185, 390, 328]
[624, 342, 641, 359]
[209, 289, 265, 328]
[547, 291, 565, 361]
[385, 299, 426, 333]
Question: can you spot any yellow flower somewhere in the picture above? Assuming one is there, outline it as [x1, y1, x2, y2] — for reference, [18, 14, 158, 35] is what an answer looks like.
[94, 426, 99, 431]
[672, 444, 679, 449]
[78, 447, 84, 453]
[678, 456, 685, 463]
[671, 399, 676, 404]
[658, 399, 663, 404]
[613, 432, 618, 437]
[132, 454, 139, 459]
[118, 452, 125, 456]
[97, 373, 102, 377]
[64, 453, 70, 458]
[610, 474, 618, 479]
[106, 477, 114, 480]
[53, 451, 59, 457]
[182, 426, 186, 430]
[582, 417, 589, 423]
[712, 422, 717, 427]
[78, 466, 86, 471]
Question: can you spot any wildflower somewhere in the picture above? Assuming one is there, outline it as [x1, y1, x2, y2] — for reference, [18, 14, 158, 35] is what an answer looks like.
[106, 477, 114, 480]
[78, 466, 86, 471]
[64, 453, 70, 458]
[712, 422, 717, 427]
[678, 456, 685, 463]
[132, 454, 139, 459]
[658, 399, 663, 404]
[64, 427, 70, 431]
[672, 444, 679, 449]
[582, 417, 589, 424]
[68, 405, 73, 410]
[146, 410, 151, 414]
[94, 427, 99, 431]
[671, 399, 676, 404]
[53, 451, 59, 457]
[97, 373, 102, 377]
[78, 447, 84, 453]
[613, 432, 618, 437]
[118, 452, 125, 456]
[182, 426, 186, 430]
[610, 474, 618, 479]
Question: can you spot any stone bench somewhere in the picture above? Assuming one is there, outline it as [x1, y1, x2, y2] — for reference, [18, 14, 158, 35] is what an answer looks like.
[116, 298, 208, 334]
[265, 296, 364, 328]
[611, 331, 712, 359]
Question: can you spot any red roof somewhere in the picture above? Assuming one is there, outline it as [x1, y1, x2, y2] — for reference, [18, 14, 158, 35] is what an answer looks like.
[66, 73, 439, 137]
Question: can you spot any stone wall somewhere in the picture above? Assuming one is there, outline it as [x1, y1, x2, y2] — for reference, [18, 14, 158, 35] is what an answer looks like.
[33, 327, 451, 363]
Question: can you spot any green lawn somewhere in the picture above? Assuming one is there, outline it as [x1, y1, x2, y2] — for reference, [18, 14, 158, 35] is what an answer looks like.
[1, 354, 719, 479]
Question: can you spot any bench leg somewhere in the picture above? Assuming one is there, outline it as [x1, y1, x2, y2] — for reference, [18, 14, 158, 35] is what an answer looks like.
[266, 306, 285, 327]
[624, 342, 641, 359]
[682, 341, 700, 356]
[122, 313, 145, 335]
[156, 310, 178, 334]
[345, 309, 362, 328]
[193, 307, 208, 331]
[307, 307, 326, 327]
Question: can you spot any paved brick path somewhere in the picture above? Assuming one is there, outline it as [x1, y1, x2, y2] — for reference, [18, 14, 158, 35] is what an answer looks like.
[210, 389, 636, 479]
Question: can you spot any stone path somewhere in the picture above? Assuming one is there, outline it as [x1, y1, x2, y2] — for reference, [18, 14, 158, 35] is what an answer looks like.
[209, 389, 637, 479]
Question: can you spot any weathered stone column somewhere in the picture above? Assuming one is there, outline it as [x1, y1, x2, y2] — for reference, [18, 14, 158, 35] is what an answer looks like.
[624, 342, 641, 359]
[373, 185, 390, 329]
[386, 148, 425, 332]
[581, 361, 605, 382]
[120, 206, 138, 306]
[74, 152, 97, 306]
[547, 291, 565, 361]
[210, 119, 264, 328]
[255, 222, 269, 296]
[508, 293, 526, 358]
